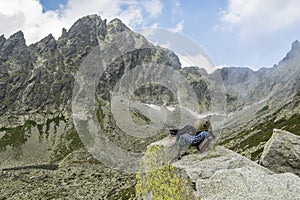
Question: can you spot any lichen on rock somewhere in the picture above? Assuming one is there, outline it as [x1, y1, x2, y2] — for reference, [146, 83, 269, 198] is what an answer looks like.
[135, 144, 196, 200]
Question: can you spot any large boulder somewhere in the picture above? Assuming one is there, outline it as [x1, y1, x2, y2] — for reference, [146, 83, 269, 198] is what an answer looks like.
[172, 145, 269, 181]
[137, 137, 300, 199]
[180, 146, 300, 200]
[197, 166, 300, 200]
[260, 129, 300, 176]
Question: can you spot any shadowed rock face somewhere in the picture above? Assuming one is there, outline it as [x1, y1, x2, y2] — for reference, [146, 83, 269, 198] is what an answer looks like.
[260, 129, 300, 176]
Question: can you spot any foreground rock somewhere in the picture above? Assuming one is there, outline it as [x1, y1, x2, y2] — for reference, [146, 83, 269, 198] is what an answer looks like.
[179, 146, 300, 200]
[173, 145, 268, 181]
[139, 137, 300, 200]
[260, 129, 300, 176]
[197, 166, 300, 200]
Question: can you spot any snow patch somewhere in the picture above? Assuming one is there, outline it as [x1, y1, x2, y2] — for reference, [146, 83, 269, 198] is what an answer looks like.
[145, 104, 162, 111]
[182, 106, 225, 118]
[166, 106, 176, 112]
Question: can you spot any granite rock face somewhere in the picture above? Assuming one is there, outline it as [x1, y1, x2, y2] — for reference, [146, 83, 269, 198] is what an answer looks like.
[189, 147, 300, 199]
[197, 166, 300, 200]
[142, 138, 300, 200]
[173, 145, 268, 181]
[260, 129, 300, 176]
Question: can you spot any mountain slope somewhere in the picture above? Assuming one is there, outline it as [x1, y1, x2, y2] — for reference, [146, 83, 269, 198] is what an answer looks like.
[216, 41, 300, 159]
[0, 14, 299, 168]
[0, 15, 181, 168]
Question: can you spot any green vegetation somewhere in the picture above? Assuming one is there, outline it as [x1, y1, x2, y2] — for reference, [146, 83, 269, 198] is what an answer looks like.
[50, 125, 83, 163]
[256, 105, 269, 115]
[135, 145, 195, 200]
[43, 115, 66, 138]
[96, 107, 104, 127]
[0, 116, 83, 163]
[0, 120, 37, 152]
[0, 120, 40, 159]
[130, 108, 151, 126]
[107, 181, 136, 200]
[221, 113, 300, 160]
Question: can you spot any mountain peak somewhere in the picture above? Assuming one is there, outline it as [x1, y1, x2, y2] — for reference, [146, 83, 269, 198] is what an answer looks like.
[40, 34, 55, 42]
[109, 18, 123, 25]
[281, 40, 300, 62]
[8, 31, 26, 44]
[59, 14, 106, 47]
[0, 30, 26, 57]
[61, 28, 67, 37]
[75, 14, 103, 24]
[33, 34, 56, 52]
[107, 18, 130, 33]
[0, 34, 6, 49]
[67, 14, 104, 36]
[291, 40, 300, 51]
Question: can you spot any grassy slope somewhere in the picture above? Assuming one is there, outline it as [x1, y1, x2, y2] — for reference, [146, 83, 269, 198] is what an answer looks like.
[221, 92, 300, 160]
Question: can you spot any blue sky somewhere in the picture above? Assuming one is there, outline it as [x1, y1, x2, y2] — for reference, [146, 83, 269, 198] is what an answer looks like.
[40, 0, 68, 11]
[1, 0, 300, 70]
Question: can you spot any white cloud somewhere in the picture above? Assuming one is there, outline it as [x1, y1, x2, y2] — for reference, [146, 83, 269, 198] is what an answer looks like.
[218, 0, 300, 37]
[172, 20, 184, 32]
[143, 0, 163, 18]
[174, 0, 180, 7]
[0, 0, 164, 44]
[0, 0, 64, 44]
[171, 0, 182, 20]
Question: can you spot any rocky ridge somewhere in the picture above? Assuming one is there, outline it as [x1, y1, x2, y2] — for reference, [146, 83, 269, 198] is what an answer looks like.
[0, 14, 182, 168]
[215, 41, 300, 160]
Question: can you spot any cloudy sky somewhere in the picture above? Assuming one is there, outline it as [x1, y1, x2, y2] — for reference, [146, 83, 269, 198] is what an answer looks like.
[1, 0, 300, 70]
